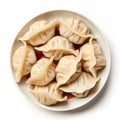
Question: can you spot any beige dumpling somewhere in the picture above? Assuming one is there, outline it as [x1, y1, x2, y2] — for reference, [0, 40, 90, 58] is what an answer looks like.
[64, 17, 89, 34]
[60, 72, 100, 97]
[27, 57, 56, 86]
[12, 43, 37, 82]
[19, 19, 58, 46]
[55, 53, 82, 88]
[81, 37, 106, 77]
[35, 36, 77, 60]
[29, 82, 67, 105]
[59, 17, 92, 44]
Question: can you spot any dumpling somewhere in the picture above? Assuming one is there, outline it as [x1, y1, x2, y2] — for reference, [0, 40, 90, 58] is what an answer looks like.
[81, 37, 106, 77]
[59, 17, 92, 44]
[27, 57, 56, 86]
[35, 36, 77, 60]
[60, 72, 100, 97]
[55, 53, 82, 88]
[19, 19, 58, 46]
[64, 17, 90, 34]
[29, 82, 67, 105]
[12, 42, 37, 82]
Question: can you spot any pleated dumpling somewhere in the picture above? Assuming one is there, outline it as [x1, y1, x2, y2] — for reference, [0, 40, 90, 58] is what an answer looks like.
[64, 17, 89, 34]
[12, 43, 37, 82]
[60, 72, 100, 97]
[81, 37, 106, 77]
[19, 19, 58, 46]
[35, 36, 77, 60]
[29, 82, 67, 105]
[55, 53, 82, 88]
[27, 57, 56, 86]
[59, 17, 92, 44]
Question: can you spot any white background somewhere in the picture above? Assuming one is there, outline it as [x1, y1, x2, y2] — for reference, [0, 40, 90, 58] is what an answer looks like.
[0, 0, 119, 119]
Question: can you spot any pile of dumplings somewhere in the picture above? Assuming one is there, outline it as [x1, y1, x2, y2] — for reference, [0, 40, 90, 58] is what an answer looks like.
[12, 17, 106, 106]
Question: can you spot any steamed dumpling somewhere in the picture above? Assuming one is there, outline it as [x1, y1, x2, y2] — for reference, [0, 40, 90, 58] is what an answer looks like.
[27, 57, 56, 86]
[64, 17, 89, 34]
[35, 36, 77, 60]
[12, 43, 37, 82]
[59, 17, 92, 44]
[29, 82, 67, 105]
[55, 53, 82, 88]
[81, 37, 106, 77]
[19, 19, 58, 46]
[60, 72, 100, 97]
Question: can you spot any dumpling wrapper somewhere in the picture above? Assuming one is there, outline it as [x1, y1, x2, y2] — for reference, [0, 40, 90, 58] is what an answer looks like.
[27, 57, 56, 86]
[29, 82, 67, 105]
[72, 90, 90, 98]
[60, 72, 100, 97]
[12, 42, 37, 82]
[55, 52, 82, 88]
[19, 19, 58, 46]
[59, 17, 92, 44]
[81, 37, 106, 77]
[64, 17, 90, 34]
[35, 36, 77, 60]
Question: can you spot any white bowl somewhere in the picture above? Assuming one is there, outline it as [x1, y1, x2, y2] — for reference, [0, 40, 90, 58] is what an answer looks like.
[10, 10, 111, 111]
